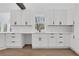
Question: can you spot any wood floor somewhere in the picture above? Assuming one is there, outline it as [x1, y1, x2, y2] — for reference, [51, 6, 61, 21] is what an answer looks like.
[0, 45, 78, 56]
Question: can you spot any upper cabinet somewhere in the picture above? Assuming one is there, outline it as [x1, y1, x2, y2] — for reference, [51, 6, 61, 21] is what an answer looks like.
[46, 9, 73, 25]
[22, 10, 34, 25]
[10, 10, 34, 26]
[10, 9, 73, 26]
[10, 10, 22, 25]
[46, 9, 55, 25]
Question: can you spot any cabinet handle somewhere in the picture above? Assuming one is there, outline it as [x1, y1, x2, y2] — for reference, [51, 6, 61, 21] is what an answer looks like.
[39, 37, 42, 41]
[12, 36, 15, 38]
[59, 36, 63, 38]
[73, 21, 75, 24]
[12, 33, 15, 35]
[25, 21, 28, 25]
[59, 41, 63, 43]
[53, 21, 54, 24]
[50, 33, 54, 35]
[59, 33, 63, 35]
[73, 35, 75, 39]
[14, 21, 17, 25]
[59, 21, 62, 25]
[51, 36, 54, 38]
[12, 41, 15, 43]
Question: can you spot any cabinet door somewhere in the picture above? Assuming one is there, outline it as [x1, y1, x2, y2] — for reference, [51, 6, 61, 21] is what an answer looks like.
[54, 10, 60, 25]
[74, 16, 79, 25]
[46, 10, 55, 25]
[6, 33, 23, 48]
[48, 33, 56, 48]
[0, 34, 6, 48]
[22, 10, 34, 25]
[67, 9, 73, 25]
[10, 10, 22, 25]
[32, 34, 40, 48]
[32, 34, 48, 48]
[39, 34, 48, 48]
[74, 28, 79, 50]
[54, 9, 72, 25]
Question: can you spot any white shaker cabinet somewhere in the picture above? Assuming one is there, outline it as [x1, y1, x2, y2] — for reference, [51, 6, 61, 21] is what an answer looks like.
[54, 9, 73, 25]
[0, 34, 6, 50]
[56, 33, 70, 48]
[10, 10, 22, 25]
[32, 33, 70, 49]
[72, 25, 79, 54]
[32, 33, 48, 48]
[46, 10, 55, 25]
[22, 10, 34, 25]
[6, 33, 24, 48]
[48, 33, 56, 48]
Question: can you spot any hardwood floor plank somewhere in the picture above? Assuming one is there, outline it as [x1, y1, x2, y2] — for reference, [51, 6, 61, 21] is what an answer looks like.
[0, 45, 78, 56]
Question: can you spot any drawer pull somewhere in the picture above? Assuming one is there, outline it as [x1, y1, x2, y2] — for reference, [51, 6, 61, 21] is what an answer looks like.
[59, 21, 62, 24]
[12, 41, 15, 43]
[59, 33, 63, 35]
[59, 41, 63, 43]
[14, 21, 17, 25]
[12, 36, 15, 38]
[73, 35, 75, 39]
[39, 37, 42, 41]
[25, 21, 28, 25]
[53, 21, 54, 24]
[50, 33, 54, 35]
[11, 33, 15, 35]
[51, 36, 54, 38]
[59, 36, 63, 38]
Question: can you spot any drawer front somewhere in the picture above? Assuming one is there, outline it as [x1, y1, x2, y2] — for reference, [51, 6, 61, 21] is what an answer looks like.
[6, 33, 21, 37]
[6, 35, 21, 41]
[6, 40, 22, 46]
[56, 40, 65, 46]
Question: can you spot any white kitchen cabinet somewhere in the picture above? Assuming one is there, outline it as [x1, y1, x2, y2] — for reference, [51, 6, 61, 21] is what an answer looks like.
[54, 9, 73, 25]
[72, 26, 79, 54]
[65, 9, 73, 25]
[56, 33, 70, 48]
[32, 33, 48, 48]
[32, 33, 70, 49]
[74, 15, 79, 25]
[46, 10, 55, 25]
[32, 34, 40, 48]
[22, 10, 34, 25]
[0, 34, 6, 49]
[48, 33, 56, 48]
[10, 10, 22, 25]
[6, 33, 24, 48]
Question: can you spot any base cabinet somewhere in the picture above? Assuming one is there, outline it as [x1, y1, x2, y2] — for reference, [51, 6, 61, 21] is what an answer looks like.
[32, 34, 48, 48]
[32, 33, 71, 49]
[0, 34, 6, 49]
[6, 33, 24, 48]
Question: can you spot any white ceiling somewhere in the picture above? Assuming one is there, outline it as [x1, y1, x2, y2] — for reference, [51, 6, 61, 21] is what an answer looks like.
[0, 3, 20, 12]
[0, 3, 79, 12]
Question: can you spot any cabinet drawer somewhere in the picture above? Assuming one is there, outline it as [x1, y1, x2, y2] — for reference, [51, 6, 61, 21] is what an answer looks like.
[6, 36, 21, 42]
[6, 40, 22, 47]
[56, 40, 65, 46]
[6, 33, 21, 37]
